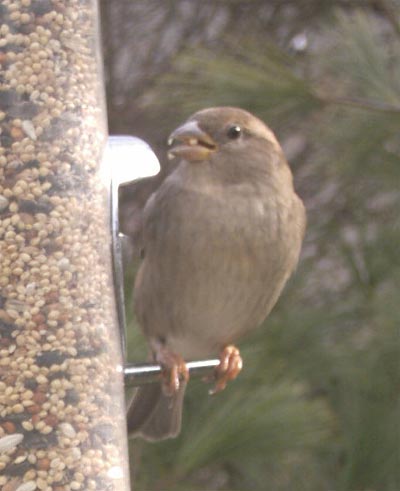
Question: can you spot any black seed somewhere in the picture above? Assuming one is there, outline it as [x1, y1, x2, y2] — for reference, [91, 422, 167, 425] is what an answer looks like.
[24, 378, 39, 391]
[0, 135, 13, 148]
[80, 301, 96, 309]
[5, 459, 32, 476]
[47, 175, 73, 192]
[1, 43, 24, 54]
[32, 0, 54, 16]
[48, 370, 70, 381]
[8, 101, 40, 119]
[19, 23, 35, 35]
[0, 319, 15, 336]
[76, 347, 102, 358]
[18, 199, 54, 214]
[22, 430, 58, 449]
[25, 159, 40, 169]
[36, 350, 68, 367]
[43, 240, 61, 255]
[64, 388, 80, 405]
[0, 89, 18, 110]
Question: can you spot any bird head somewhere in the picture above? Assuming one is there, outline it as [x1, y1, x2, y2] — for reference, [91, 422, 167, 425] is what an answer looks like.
[167, 106, 281, 163]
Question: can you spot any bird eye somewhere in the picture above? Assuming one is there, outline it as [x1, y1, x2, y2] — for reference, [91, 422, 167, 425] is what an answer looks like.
[227, 125, 242, 139]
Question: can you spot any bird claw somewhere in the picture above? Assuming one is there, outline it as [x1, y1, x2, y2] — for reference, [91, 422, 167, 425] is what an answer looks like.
[155, 348, 189, 396]
[209, 345, 243, 395]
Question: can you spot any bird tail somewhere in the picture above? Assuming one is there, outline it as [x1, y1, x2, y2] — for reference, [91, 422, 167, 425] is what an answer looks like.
[127, 382, 186, 441]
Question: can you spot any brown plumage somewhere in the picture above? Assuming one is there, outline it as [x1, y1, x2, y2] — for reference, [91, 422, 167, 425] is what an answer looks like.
[126, 107, 306, 441]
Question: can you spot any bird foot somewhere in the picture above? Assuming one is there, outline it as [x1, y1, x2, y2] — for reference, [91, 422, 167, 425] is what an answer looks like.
[209, 345, 243, 394]
[155, 347, 189, 396]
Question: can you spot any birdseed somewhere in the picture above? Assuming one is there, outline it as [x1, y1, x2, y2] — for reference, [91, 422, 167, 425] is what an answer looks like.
[0, 1, 129, 490]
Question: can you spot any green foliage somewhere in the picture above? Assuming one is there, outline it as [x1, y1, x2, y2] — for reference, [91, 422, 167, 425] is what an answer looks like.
[124, 6, 400, 491]
[326, 10, 400, 103]
[156, 43, 319, 124]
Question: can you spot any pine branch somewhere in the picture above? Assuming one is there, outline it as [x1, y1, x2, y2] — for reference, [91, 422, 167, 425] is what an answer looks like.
[318, 95, 400, 114]
[376, 0, 400, 38]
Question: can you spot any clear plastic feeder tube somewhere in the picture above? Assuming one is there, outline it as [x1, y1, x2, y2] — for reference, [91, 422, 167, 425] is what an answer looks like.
[0, 2, 130, 490]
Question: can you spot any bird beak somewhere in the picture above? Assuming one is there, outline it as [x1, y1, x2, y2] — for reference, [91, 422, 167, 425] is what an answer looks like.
[167, 121, 217, 162]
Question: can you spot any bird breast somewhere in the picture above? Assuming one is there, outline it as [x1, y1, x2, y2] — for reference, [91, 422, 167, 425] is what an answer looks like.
[135, 175, 302, 359]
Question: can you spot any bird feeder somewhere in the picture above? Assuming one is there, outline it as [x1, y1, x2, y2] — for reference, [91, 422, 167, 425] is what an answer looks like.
[0, 2, 132, 490]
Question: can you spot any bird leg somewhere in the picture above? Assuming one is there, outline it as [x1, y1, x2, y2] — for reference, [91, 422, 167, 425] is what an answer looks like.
[210, 345, 243, 394]
[154, 345, 189, 396]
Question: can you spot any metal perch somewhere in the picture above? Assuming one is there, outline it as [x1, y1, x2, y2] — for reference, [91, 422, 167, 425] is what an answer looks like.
[124, 359, 221, 387]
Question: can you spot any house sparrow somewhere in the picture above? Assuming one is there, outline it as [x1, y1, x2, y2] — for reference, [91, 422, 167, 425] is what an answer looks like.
[127, 107, 306, 441]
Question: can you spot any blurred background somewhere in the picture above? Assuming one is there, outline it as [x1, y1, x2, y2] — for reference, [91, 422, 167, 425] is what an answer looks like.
[100, 1, 400, 490]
